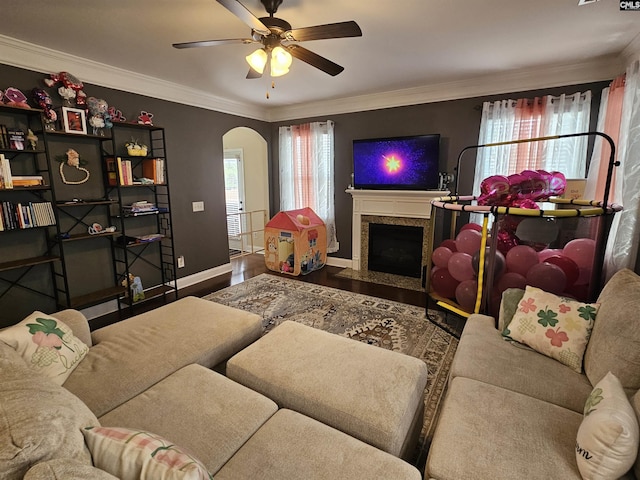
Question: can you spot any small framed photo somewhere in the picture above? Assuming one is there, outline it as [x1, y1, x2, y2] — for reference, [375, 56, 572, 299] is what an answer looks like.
[61, 107, 87, 135]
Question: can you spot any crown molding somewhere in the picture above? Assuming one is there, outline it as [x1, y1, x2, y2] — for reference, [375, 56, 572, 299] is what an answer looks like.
[0, 34, 271, 121]
[0, 34, 629, 124]
[622, 31, 640, 65]
[267, 56, 625, 122]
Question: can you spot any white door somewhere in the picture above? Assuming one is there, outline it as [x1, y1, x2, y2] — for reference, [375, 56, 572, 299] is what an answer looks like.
[224, 149, 245, 254]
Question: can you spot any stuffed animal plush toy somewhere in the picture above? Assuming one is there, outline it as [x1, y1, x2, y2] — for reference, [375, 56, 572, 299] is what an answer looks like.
[137, 111, 154, 125]
[3, 87, 30, 108]
[108, 106, 126, 123]
[44, 71, 86, 106]
[86, 97, 113, 135]
[32, 88, 57, 127]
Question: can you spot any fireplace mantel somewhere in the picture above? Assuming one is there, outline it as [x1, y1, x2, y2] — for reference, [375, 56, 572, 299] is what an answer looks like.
[346, 189, 447, 271]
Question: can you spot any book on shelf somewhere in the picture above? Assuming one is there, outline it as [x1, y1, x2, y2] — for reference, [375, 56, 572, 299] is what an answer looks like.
[123, 200, 159, 216]
[105, 157, 117, 186]
[0, 201, 55, 230]
[142, 158, 165, 184]
[7, 129, 25, 150]
[12, 175, 44, 187]
[0, 154, 13, 189]
[111, 157, 133, 186]
[0, 125, 9, 150]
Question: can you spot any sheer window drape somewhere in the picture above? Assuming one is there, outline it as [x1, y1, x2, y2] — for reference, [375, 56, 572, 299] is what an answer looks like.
[587, 59, 640, 279]
[471, 92, 592, 223]
[279, 120, 339, 253]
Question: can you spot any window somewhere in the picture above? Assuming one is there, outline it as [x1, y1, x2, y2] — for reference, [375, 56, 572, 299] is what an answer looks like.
[224, 148, 244, 241]
[279, 121, 338, 253]
[472, 92, 592, 200]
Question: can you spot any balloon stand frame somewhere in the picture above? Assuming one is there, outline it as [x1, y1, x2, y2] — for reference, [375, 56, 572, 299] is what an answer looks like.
[425, 132, 622, 320]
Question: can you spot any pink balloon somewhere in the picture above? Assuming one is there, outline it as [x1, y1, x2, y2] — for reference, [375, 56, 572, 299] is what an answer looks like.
[460, 223, 483, 233]
[431, 268, 459, 299]
[563, 238, 596, 270]
[564, 283, 590, 302]
[440, 239, 458, 252]
[472, 248, 506, 278]
[575, 267, 593, 286]
[455, 280, 478, 312]
[526, 262, 567, 295]
[505, 245, 540, 277]
[496, 228, 519, 255]
[456, 229, 483, 255]
[538, 249, 563, 262]
[432, 246, 453, 268]
[543, 255, 579, 287]
[496, 272, 528, 293]
[448, 252, 475, 282]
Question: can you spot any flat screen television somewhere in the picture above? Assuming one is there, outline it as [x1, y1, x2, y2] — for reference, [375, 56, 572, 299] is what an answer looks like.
[352, 134, 441, 190]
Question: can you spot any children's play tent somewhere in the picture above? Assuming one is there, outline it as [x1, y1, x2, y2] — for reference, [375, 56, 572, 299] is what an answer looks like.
[264, 207, 326, 276]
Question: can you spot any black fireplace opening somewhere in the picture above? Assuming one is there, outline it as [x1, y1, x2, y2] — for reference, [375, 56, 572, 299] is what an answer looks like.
[368, 223, 423, 278]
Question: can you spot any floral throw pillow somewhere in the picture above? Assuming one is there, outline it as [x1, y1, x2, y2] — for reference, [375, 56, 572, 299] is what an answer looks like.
[503, 286, 599, 373]
[576, 372, 640, 480]
[0, 311, 89, 385]
[83, 426, 212, 480]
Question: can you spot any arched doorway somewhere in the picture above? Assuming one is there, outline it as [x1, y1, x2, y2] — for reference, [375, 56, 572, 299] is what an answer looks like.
[222, 127, 269, 257]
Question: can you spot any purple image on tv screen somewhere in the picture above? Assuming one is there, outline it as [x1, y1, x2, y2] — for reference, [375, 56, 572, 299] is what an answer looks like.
[352, 134, 440, 190]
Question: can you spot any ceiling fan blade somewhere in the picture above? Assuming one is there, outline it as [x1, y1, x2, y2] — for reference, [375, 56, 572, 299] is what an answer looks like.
[217, 0, 271, 36]
[284, 21, 362, 42]
[173, 38, 256, 49]
[246, 67, 263, 79]
[284, 45, 344, 76]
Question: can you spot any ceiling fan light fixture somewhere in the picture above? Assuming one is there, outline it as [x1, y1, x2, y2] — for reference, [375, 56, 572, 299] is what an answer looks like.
[270, 46, 292, 76]
[246, 48, 268, 74]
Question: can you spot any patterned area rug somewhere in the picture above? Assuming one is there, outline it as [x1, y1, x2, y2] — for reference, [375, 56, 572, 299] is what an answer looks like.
[335, 267, 425, 292]
[204, 273, 459, 472]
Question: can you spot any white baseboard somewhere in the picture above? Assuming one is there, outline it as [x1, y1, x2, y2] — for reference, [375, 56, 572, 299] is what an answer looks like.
[175, 263, 233, 290]
[82, 300, 119, 321]
[326, 257, 353, 268]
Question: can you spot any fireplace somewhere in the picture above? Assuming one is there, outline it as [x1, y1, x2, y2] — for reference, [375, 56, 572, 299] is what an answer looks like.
[346, 189, 445, 280]
[368, 223, 423, 278]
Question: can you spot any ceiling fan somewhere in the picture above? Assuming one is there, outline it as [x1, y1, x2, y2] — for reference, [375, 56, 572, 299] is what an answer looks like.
[172, 0, 362, 78]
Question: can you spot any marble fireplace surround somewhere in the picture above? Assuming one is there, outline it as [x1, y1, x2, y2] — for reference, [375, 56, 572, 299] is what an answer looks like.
[346, 189, 445, 275]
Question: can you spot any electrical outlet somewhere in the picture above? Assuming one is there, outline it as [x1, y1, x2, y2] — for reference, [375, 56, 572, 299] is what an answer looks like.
[192, 201, 205, 212]
[177, 256, 185, 268]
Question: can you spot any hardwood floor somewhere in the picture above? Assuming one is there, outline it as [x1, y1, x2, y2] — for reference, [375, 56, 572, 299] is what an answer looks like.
[91, 254, 428, 330]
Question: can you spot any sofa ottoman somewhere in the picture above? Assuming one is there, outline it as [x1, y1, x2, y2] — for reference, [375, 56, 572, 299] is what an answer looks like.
[98, 364, 278, 475]
[226, 320, 429, 459]
[63, 296, 262, 417]
[216, 408, 422, 480]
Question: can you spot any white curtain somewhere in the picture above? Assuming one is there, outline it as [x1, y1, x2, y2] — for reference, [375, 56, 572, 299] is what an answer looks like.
[471, 92, 592, 223]
[279, 120, 339, 253]
[602, 58, 640, 278]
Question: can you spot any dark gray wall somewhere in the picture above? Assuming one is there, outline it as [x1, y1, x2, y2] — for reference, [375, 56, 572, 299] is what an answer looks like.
[0, 63, 271, 282]
[270, 81, 609, 258]
[0, 62, 609, 283]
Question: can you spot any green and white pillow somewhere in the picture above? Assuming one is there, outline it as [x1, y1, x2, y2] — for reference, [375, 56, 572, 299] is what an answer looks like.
[576, 372, 639, 480]
[0, 311, 89, 384]
[503, 286, 599, 373]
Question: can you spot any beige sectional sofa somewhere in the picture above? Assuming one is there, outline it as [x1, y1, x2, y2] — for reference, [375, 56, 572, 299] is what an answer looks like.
[425, 268, 640, 480]
[1, 295, 422, 479]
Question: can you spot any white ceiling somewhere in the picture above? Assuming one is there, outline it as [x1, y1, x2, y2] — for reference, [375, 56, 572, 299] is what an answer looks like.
[1, 0, 639, 121]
